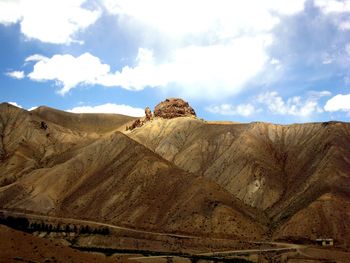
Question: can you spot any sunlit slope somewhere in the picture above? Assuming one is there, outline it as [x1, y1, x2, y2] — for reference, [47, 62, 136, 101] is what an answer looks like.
[127, 117, 350, 245]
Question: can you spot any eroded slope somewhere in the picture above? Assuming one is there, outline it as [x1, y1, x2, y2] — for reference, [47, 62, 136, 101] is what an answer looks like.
[0, 104, 265, 239]
[127, 117, 350, 245]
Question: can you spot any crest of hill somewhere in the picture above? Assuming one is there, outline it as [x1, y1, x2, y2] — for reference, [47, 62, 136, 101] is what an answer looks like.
[33, 106, 137, 133]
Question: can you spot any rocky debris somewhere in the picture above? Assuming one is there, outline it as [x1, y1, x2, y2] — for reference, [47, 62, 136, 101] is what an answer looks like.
[154, 98, 196, 119]
[127, 119, 142, 131]
[126, 107, 153, 131]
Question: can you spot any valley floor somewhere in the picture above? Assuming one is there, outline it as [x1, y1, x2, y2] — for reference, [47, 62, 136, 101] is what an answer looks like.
[1, 209, 349, 263]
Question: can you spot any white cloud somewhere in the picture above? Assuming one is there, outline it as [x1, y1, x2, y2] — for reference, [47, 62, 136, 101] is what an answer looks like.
[25, 54, 49, 63]
[99, 0, 306, 99]
[28, 106, 38, 111]
[103, 0, 306, 38]
[5, 70, 25, 79]
[314, 1, 350, 31]
[25, 39, 271, 98]
[27, 53, 110, 95]
[6, 102, 40, 111]
[8, 102, 22, 108]
[0, 0, 100, 44]
[0, 0, 22, 25]
[15, 1, 308, 99]
[206, 103, 256, 117]
[67, 103, 144, 117]
[256, 91, 331, 117]
[206, 91, 331, 117]
[314, 0, 350, 14]
[98, 37, 272, 99]
[324, 94, 350, 112]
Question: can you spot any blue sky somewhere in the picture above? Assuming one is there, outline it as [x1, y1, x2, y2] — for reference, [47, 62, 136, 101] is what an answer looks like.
[1, 0, 350, 123]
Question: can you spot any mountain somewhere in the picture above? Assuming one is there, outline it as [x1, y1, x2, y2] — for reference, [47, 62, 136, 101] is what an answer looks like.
[0, 101, 349, 248]
[127, 116, 350, 247]
[0, 103, 265, 239]
[0, 103, 134, 187]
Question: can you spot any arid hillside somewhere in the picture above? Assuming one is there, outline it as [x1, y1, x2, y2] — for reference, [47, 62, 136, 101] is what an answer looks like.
[0, 101, 350, 248]
[0, 103, 265, 240]
[127, 115, 350, 246]
[0, 103, 134, 187]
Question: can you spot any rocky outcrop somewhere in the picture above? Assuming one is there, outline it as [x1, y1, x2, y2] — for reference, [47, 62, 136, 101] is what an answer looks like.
[154, 98, 196, 119]
[126, 107, 153, 131]
[127, 99, 196, 131]
[145, 107, 152, 121]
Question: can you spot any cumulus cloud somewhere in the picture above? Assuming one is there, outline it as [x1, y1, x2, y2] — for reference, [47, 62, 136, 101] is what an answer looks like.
[256, 91, 331, 117]
[100, 38, 272, 98]
[67, 103, 144, 117]
[27, 53, 110, 95]
[324, 94, 350, 112]
[206, 103, 256, 117]
[12, 0, 309, 99]
[103, 0, 306, 37]
[99, 0, 306, 99]
[24, 37, 271, 98]
[5, 70, 25, 79]
[0, 0, 100, 44]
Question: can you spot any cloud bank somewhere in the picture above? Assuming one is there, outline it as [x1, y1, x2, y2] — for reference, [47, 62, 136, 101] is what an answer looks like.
[7, 0, 311, 100]
[206, 91, 331, 117]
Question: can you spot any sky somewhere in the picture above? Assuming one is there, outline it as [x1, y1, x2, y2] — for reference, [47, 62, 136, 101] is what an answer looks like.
[1, 0, 350, 123]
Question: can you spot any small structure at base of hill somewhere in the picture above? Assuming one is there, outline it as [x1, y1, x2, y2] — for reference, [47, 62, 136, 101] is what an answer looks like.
[126, 98, 196, 131]
[316, 238, 334, 246]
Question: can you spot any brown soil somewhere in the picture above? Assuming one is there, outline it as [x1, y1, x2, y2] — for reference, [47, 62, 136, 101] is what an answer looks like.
[0, 225, 134, 263]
